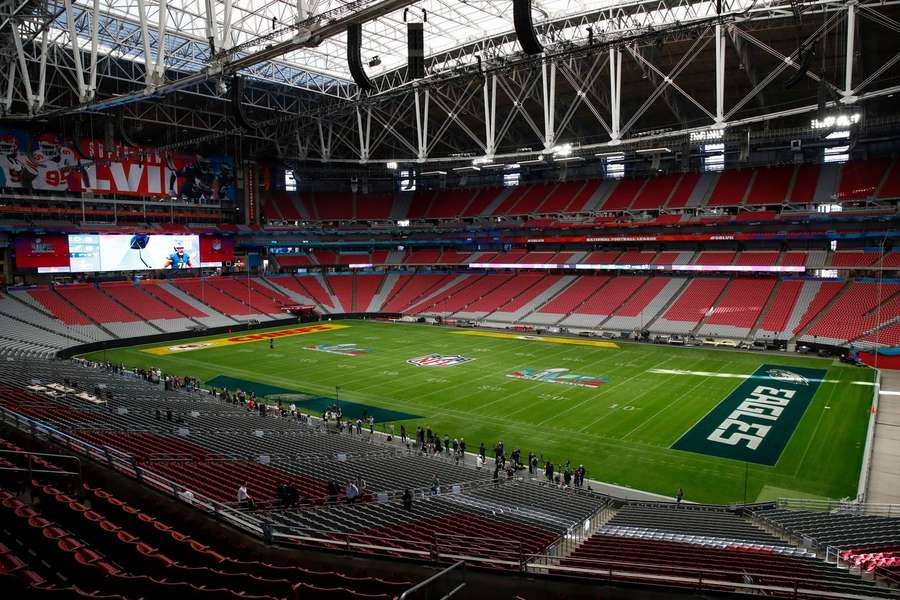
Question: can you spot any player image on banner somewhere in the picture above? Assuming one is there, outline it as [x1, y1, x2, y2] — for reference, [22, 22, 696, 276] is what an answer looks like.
[162, 240, 193, 269]
[0, 133, 29, 188]
[167, 155, 235, 203]
[27, 134, 81, 192]
[98, 234, 200, 272]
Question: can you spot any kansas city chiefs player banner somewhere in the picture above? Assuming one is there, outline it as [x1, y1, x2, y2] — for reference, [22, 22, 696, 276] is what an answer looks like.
[0, 131, 82, 192]
[0, 128, 235, 202]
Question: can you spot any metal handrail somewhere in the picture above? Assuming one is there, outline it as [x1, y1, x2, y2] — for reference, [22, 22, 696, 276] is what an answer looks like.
[399, 561, 466, 600]
[776, 497, 900, 517]
[3, 366, 894, 599]
[0, 405, 264, 536]
[530, 560, 883, 600]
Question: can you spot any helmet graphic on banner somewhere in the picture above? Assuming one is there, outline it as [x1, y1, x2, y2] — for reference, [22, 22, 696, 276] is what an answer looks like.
[0, 135, 18, 154]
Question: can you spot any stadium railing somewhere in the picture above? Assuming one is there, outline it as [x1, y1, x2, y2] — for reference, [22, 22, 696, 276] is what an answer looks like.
[268, 523, 528, 569]
[398, 560, 467, 600]
[3, 387, 893, 597]
[529, 498, 614, 567]
[524, 556, 882, 600]
[857, 368, 881, 502]
[773, 498, 900, 518]
[0, 404, 265, 538]
[754, 498, 900, 572]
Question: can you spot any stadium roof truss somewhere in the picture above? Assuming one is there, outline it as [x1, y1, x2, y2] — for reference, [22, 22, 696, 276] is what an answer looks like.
[2, 0, 900, 162]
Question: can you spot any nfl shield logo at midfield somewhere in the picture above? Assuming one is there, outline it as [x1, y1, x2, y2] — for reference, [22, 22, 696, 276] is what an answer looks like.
[407, 354, 474, 367]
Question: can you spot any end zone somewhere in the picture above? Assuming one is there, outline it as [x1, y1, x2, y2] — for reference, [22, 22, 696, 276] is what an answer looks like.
[141, 323, 349, 355]
[452, 330, 619, 349]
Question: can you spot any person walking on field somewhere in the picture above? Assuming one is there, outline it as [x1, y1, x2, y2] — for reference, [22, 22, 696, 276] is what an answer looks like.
[676, 487, 684, 506]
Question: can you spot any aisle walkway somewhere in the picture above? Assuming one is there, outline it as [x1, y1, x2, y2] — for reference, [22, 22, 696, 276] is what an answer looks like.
[867, 370, 900, 503]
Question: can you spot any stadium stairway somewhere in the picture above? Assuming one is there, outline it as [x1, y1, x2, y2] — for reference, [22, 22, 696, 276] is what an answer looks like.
[153, 282, 238, 328]
[753, 508, 900, 554]
[696, 278, 777, 339]
[97, 284, 166, 336]
[749, 279, 789, 340]
[551, 277, 615, 329]
[555, 276, 645, 330]
[201, 279, 280, 320]
[602, 277, 686, 332]
[289, 274, 341, 314]
[381, 273, 452, 314]
[367, 273, 400, 313]
[593, 276, 658, 331]
[491, 275, 576, 326]
[131, 283, 207, 332]
[0, 440, 414, 598]
[554, 503, 898, 598]
[791, 281, 850, 342]
[644, 278, 725, 335]
[406, 274, 481, 315]
[318, 274, 346, 313]
[262, 276, 329, 312]
[52, 285, 141, 339]
[355, 274, 385, 313]
[29, 286, 118, 341]
[452, 274, 538, 320]
[0, 296, 89, 353]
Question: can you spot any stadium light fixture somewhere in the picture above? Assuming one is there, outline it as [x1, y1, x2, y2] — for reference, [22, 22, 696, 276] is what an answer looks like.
[386, 161, 399, 170]
[551, 143, 573, 157]
[825, 130, 851, 140]
[690, 128, 725, 142]
[811, 113, 860, 129]
[635, 147, 671, 154]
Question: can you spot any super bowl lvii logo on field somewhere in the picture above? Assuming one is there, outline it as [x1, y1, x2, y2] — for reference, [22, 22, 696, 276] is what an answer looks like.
[406, 354, 474, 367]
[305, 343, 371, 356]
[507, 368, 609, 388]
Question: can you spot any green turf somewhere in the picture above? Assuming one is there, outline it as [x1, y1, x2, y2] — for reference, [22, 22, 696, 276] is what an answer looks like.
[82, 320, 875, 504]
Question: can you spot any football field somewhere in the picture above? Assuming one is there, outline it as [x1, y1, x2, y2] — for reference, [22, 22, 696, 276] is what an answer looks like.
[83, 320, 876, 504]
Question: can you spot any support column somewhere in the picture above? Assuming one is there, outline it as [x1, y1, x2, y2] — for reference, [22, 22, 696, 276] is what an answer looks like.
[609, 47, 622, 143]
[63, 0, 87, 100]
[542, 59, 556, 149]
[204, 0, 217, 54]
[3, 61, 15, 114]
[37, 25, 49, 109]
[715, 23, 726, 123]
[221, 0, 233, 50]
[11, 25, 34, 112]
[88, 0, 99, 99]
[296, 131, 309, 159]
[482, 74, 497, 158]
[318, 120, 332, 161]
[843, 1, 858, 103]
[136, 0, 153, 87]
[414, 88, 430, 162]
[356, 107, 372, 163]
[154, 0, 167, 82]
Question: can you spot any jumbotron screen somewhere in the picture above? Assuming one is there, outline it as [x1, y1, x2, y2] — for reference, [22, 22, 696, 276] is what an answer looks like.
[17, 234, 224, 273]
